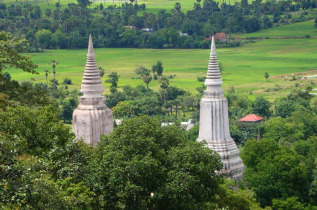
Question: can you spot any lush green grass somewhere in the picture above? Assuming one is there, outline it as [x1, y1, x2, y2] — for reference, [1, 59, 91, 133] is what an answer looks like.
[137, 0, 196, 13]
[4, 0, 77, 10]
[234, 19, 317, 38]
[7, 39, 317, 99]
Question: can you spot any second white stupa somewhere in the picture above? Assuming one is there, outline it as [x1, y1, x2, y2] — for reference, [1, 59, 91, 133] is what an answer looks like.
[197, 36, 245, 180]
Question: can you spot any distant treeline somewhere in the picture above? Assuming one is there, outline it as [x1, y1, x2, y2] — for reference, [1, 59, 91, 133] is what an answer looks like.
[0, 0, 316, 50]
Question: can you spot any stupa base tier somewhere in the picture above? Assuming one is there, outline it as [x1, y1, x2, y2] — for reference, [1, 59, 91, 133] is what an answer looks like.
[219, 163, 245, 180]
[197, 138, 245, 180]
[72, 108, 113, 145]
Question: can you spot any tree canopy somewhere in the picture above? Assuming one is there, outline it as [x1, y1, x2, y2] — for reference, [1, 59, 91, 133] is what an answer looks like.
[89, 116, 223, 208]
[241, 138, 309, 207]
[0, 31, 37, 73]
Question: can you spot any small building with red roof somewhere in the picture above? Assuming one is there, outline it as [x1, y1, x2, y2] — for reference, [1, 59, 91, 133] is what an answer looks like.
[204, 33, 227, 42]
[124, 26, 136, 29]
[215, 32, 227, 42]
[239, 114, 263, 122]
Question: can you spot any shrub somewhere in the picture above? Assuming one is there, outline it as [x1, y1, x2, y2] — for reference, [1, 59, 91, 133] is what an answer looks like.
[197, 76, 206, 82]
[63, 78, 72, 85]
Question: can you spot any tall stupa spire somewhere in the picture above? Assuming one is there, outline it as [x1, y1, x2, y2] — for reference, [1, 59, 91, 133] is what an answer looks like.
[80, 34, 104, 97]
[197, 36, 245, 180]
[205, 36, 223, 92]
[73, 35, 113, 145]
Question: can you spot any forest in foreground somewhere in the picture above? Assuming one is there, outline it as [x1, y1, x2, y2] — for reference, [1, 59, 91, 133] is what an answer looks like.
[1, 28, 317, 209]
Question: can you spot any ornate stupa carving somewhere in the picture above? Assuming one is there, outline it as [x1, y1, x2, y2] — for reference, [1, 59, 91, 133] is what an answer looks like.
[72, 35, 113, 145]
[197, 36, 245, 180]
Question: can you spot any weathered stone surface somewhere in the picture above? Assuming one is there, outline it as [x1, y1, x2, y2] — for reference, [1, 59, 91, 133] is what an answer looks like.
[197, 36, 245, 180]
[72, 35, 113, 145]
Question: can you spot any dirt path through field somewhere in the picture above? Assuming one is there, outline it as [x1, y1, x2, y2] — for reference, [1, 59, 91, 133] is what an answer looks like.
[232, 70, 317, 94]
[271, 70, 317, 79]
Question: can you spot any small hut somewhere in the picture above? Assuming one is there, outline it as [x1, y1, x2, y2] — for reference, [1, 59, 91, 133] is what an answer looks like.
[215, 32, 227, 42]
[239, 114, 263, 140]
[239, 114, 263, 123]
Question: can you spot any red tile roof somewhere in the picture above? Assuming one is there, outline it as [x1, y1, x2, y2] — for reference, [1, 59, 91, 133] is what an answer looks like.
[215, 32, 227, 41]
[239, 114, 263, 122]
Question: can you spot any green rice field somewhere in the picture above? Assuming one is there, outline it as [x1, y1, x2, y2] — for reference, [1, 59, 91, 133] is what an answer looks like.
[3, 0, 201, 12]
[7, 39, 317, 100]
[234, 19, 317, 38]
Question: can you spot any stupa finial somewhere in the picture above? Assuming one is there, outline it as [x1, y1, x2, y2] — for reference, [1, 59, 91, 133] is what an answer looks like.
[211, 36, 216, 56]
[88, 34, 95, 58]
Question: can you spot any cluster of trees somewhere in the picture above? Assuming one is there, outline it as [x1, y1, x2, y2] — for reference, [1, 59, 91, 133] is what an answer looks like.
[1, 70, 80, 122]
[133, 60, 164, 89]
[0, 0, 315, 50]
[0, 106, 265, 208]
[107, 84, 197, 120]
[2, 31, 317, 209]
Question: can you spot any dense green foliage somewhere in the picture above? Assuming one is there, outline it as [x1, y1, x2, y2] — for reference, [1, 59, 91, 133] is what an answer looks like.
[90, 116, 223, 209]
[0, 109, 262, 209]
[0, 31, 37, 73]
[0, 75, 52, 108]
[242, 139, 309, 206]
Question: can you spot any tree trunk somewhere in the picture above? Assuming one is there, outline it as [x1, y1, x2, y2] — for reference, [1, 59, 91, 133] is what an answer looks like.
[53, 69, 56, 90]
[46, 75, 48, 88]
[176, 104, 178, 118]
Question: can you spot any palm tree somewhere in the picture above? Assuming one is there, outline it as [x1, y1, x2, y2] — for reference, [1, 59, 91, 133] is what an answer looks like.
[159, 76, 169, 105]
[15, 20, 23, 35]
[128, 15, 137, 27]
[146, 13, 155, 29]
[43, 69, 50, 88]
[156, 13, 162, 30]
[48, 59, 59, 91]
[34, 6, 41, 19]
[293, 0, 299, 17]
[45, 8, 51, 18]
[227, 17, 236, 42]
[174, 2, 181, 12]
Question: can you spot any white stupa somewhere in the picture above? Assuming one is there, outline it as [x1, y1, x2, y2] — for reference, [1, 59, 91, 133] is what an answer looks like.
[72, 35, 113, 145]
[197, 36, 245, 180]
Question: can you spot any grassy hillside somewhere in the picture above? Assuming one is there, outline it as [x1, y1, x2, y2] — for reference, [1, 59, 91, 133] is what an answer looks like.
[234, 19, 317, 38]
[7, 39, 317, 100]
